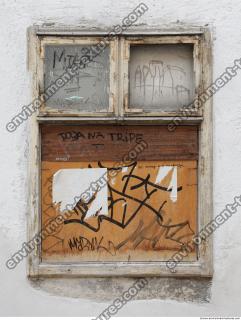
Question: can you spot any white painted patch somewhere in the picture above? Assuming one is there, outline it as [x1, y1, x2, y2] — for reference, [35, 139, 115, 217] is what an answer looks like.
[167, 166, 177, 203]
[52, 168, 108, 219]
[122, 166, 128, 173]
[155, 166, 178, 203]
[155, 166, 173, 184]
[110, 178, 116, 185]
[122, 200, 127, 207]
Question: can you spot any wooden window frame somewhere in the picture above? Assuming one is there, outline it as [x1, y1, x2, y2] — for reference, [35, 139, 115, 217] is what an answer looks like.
[121, 35, 202, 117]
[38, 37, 118, 116]
[27, 26, 212, 277]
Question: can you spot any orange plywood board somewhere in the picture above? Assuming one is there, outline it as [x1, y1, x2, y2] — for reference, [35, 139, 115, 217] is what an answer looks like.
[41, 160, 197, 262]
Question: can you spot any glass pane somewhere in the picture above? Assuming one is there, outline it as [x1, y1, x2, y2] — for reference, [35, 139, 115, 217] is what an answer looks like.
[44, 44, 110, 112]
[129, 44, 195, 112]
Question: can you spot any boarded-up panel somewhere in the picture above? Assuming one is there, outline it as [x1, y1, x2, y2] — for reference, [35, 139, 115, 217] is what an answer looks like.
[41, 125, 198, 161]
[41, 124, 198, 262]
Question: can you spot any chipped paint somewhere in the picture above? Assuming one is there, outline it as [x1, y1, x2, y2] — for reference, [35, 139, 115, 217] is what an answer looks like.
[52, 168, 108, 218]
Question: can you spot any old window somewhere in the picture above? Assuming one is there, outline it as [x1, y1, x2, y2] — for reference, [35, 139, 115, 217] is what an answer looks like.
[40, 37, 117, 114]
[121, 36, 200, 115]
[28, 27, 212, 277]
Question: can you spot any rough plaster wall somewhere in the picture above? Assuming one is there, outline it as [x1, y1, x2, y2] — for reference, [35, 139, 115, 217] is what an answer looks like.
[0, 0, 241, 316]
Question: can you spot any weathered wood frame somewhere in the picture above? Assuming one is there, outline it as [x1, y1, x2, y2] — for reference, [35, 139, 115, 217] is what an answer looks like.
[38, 37, 118, 116]
[27, 26, 212, 278]
[121, 35, 202, 116]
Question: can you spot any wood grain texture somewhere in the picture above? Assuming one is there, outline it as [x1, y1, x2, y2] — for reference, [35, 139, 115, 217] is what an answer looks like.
[41, 160, 197, 262]
[41, 124, 198, 162]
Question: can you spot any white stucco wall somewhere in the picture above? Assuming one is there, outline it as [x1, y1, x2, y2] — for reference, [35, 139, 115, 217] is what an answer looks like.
[1, 0, 241, 316]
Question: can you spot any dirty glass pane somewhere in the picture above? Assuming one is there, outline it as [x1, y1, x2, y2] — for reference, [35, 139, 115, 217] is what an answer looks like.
[44, 44, 110, 112]
[129, 44, 195, 112]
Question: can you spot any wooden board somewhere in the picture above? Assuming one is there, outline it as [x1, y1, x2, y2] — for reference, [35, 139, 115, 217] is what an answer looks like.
[41, 125, 198, 262]
[41, 124, 198, 161]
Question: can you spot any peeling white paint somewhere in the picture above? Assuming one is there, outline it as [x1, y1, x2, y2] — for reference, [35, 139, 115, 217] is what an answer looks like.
[155, 166, 178, 202]
[155, 166, 173, 184]
[110, 177, 116, 185]
[167, 166, 177, 203]
[52, 168, 108, 218]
